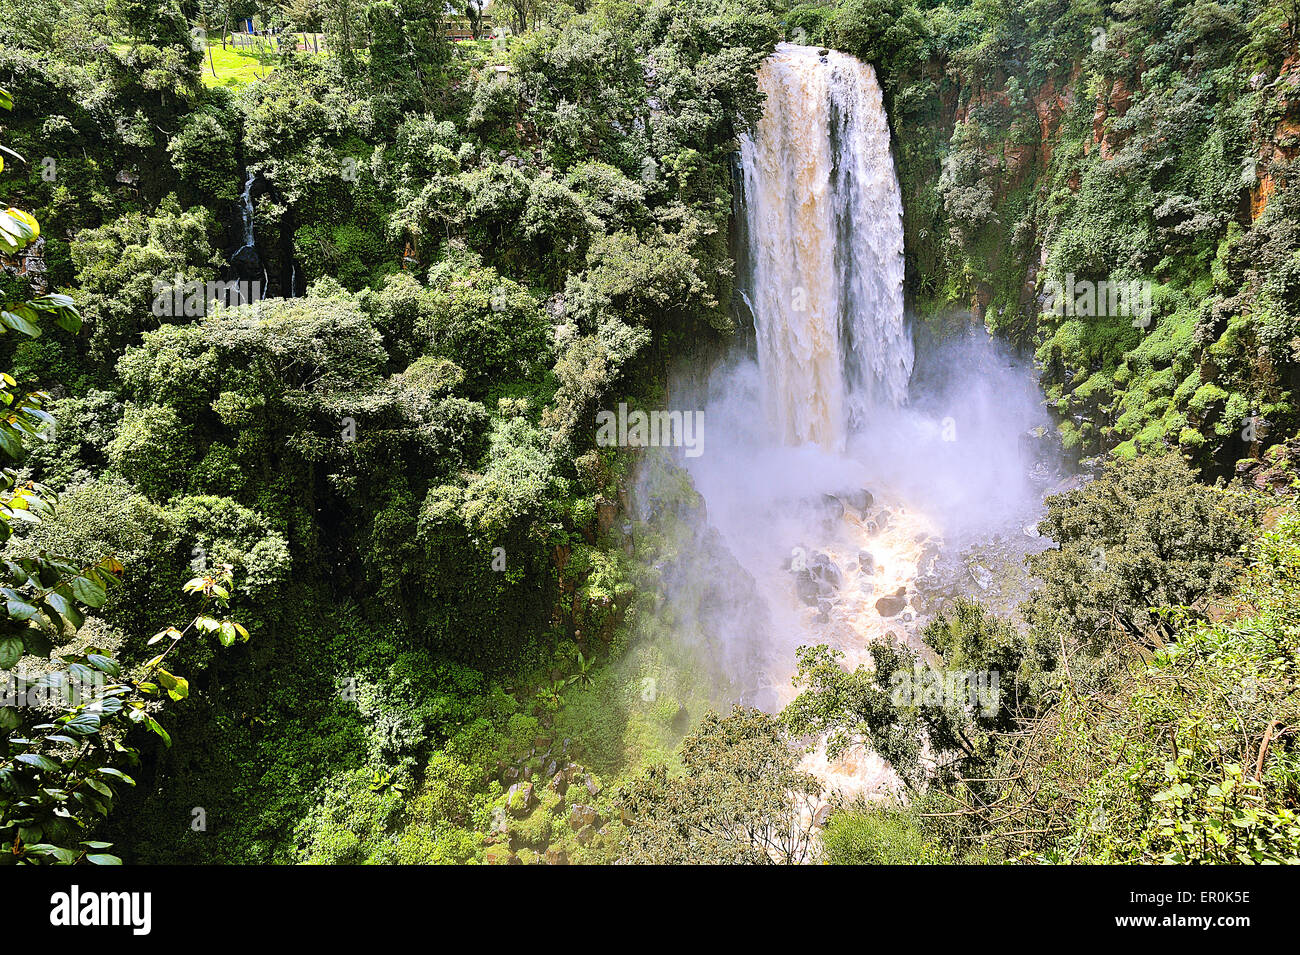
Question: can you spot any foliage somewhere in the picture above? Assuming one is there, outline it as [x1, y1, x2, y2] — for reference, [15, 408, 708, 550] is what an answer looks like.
[619, 706, 821, 864]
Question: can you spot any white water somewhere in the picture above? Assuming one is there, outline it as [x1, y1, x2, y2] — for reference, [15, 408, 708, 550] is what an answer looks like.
[738, 44, 911, 450]
[238, 170, 257, 250]
[662, 45, 1058, 802]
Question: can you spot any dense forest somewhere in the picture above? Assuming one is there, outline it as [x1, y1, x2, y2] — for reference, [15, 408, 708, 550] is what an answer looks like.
[0, 0, 1297, 867]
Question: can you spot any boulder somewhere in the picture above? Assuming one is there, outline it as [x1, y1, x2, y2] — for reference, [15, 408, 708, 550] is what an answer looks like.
[569, 804, 600, 831]
[808, 550, 843, 592]
[844, 489, 875, 512]
[875, 590, 907, 617]
[506, 781, 535, 816]
[794, 572, 821, 607]
[544, 848, 569, 865]
[857, 550, 875, 575]
[576, 824, 597, 846]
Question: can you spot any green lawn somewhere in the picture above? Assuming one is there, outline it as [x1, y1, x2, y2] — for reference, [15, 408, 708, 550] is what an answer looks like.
[199, 38, 284, 89]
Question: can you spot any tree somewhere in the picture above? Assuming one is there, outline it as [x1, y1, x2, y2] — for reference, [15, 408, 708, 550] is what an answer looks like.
[0, 89, 249, 864]
[1024, 455, 1258, 650]
[619, 707, 821, 864]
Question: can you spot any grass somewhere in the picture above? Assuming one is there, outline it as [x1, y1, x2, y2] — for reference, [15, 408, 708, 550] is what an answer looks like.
[199, 39, 284, 89]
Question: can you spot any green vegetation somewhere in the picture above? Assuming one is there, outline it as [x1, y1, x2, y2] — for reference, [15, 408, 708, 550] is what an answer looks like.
[1, 0, 1298, 867]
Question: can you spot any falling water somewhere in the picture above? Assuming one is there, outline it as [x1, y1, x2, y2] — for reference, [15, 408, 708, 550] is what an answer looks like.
[237, 170, 257, 250]
[649, 44, 1058, 803]
[738, 44, 911, 450]
[233, 170, 269, 301]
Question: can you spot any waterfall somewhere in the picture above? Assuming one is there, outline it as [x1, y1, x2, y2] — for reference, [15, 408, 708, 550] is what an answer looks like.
[238, 170, 257, 251]
[233, 170, 269, 300]
[739, 44, 911, 450]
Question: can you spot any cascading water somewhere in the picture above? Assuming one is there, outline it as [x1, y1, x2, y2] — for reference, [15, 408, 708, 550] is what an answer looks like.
[232, 169, 268, 301]
[238, 170, 257, 251]
[651, 43, 1060, 800]
[738, 44, 911, 450]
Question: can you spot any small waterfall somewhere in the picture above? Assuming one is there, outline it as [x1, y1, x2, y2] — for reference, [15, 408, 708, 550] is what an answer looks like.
[738, 44, 911, 450]
[232, 170, 268, 300]
[238, 170, 257, 250]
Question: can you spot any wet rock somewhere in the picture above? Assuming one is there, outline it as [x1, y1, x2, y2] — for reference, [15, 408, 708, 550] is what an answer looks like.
[865, 509, 891, 535]
[844, 489, 875, 512]
[857, 550, 875, 575]
[794, 572, 820, 606]
[875, 590, 908, 617]
[970, 564, 994, 591]
[818, 494, 845, 521]
[808, 550, 843, 591]
[919, 542, 942, 575]
[1023, 522, 1041, 538]
[816, 597, 833, 623]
